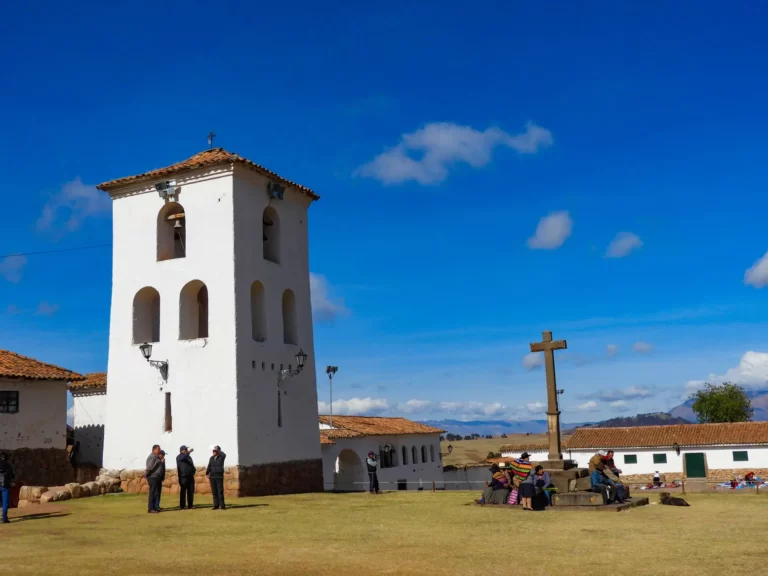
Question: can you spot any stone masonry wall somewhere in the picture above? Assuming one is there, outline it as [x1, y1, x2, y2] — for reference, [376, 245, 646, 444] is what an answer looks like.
[0, 448, 74, 486]
[621, 468, 768, 483]
[109, 459, 324, 498]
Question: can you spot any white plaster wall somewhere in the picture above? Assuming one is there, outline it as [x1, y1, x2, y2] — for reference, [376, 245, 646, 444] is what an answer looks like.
[72, 388, 107, 466]
[0, 377, 67, 449]
[321, 434, 443, 491]
[233, 166, 321, 466]
[103, 168, 240, 470]
[567, 446, 768, 476]
[442, 466, 492, 491]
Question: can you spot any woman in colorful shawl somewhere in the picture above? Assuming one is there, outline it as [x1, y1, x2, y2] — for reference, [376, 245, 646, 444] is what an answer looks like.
[477, 464, 511, 505]
[511, 453, 535, 510]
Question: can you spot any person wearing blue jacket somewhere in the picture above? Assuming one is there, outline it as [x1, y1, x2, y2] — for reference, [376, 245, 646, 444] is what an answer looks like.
[0, 454, 15, 524]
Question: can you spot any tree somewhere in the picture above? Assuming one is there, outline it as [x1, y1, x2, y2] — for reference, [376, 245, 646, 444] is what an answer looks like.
[690, 382, 753, 423]
[486, 451, 501, 459]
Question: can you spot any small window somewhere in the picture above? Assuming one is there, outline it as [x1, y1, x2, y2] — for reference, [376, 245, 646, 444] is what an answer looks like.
[0, 391, 19, 414]
[380, 446, 396, 469]
[402, 445, 408, 466]
[179, 280, 209, 340]
[733, 450, 749, 462]
[430, 445, 435, 462]
[412, 446, 418, 464]
[251, 281, 267, 342]
[164, 392, 172, 432]
[623, 454, 638, 464]
[653, 453, 667, 464]
[421, 445, 427, 463]
[133, 287, 160, 344]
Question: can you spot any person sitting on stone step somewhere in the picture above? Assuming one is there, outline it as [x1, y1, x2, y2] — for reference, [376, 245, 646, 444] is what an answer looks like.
[476, 464, 511, 505]
[590, 466, 618, 505]
[589, 451, 625, 503]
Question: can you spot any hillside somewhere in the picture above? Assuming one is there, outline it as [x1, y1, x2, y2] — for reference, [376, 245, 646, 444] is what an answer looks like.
[567, 412, 690, 432]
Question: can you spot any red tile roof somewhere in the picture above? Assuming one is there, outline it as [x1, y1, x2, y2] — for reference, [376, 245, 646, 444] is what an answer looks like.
[97, 148, 319, 200]
[69, 372, 107, 391]
[0, 349, 84, 381]
[568, 422, 768, 449]
[318, 415, 445, 438]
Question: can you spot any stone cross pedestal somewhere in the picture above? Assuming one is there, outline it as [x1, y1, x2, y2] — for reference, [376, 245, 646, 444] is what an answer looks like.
[529, 330, 567, 461]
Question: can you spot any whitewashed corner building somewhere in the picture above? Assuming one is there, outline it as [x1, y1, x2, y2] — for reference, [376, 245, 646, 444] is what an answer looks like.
[99, 148, 323, 495]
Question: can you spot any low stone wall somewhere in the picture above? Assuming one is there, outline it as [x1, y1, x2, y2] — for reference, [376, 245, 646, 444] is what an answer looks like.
[104, 458, 324, 497]
[622, 468, 768, 484]
[0, 448, 74, 486]
[16, 476, 122, 508]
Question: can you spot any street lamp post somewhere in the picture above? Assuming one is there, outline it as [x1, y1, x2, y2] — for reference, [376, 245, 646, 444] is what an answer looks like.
[326, 366, 338, 427]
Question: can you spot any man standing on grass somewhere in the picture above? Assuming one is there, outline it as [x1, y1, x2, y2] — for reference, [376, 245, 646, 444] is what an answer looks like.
[366, 451, 380, 494]
[145, 445, 163, 514]
[177, 445, 196, 510]
[206, 445, 226, 510]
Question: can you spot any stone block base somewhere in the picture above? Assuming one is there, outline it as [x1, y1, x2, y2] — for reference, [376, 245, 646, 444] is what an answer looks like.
[0, 448, 74, 487]
[106, 458, 324, 498]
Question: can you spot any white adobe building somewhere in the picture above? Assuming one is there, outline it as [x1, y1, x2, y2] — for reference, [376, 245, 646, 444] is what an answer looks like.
[69, 372, 107, 467]
[0, 349, 83, 450]
[501, 423, 768, 479]
[98, 148, 323, 495]
[319, 416, 444, 491]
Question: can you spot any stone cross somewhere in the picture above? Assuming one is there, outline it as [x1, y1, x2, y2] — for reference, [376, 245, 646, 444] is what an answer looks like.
[207, 131, 216, 149]
[530, 330, 567, 460]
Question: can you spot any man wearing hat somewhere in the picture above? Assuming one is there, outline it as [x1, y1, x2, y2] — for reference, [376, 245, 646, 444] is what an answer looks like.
[365, 451, 380, 494]
[177, 445, 196, 510]
[206, 445, 227, 510]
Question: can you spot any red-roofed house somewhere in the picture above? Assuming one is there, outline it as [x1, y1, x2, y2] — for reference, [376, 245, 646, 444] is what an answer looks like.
[319, 415, 445, 491]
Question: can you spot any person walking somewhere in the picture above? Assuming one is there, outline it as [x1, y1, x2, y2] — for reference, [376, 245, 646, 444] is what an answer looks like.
[177, 445, 196, 510]
[366, 451, 380, 494]
[145, 445, 163, 514]
[0, 454, 15, 524]
[206, 445, 226, 510]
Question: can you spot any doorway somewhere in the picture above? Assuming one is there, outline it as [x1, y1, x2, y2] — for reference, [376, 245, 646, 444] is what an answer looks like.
[684, 452, 707, 478]
[334, 449, 365, 491]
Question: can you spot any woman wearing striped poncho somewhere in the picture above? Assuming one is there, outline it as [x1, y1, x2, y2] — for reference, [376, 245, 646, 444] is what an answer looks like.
[508, 452, 534, 510]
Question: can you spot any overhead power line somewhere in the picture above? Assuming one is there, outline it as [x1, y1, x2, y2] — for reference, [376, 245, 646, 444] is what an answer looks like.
[0, 243, 112, 260]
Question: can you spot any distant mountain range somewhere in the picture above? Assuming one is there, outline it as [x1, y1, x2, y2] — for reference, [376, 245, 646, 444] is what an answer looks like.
[423, 390, 768, 437]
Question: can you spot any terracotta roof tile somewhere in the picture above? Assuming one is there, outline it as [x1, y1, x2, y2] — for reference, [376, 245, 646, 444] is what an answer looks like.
[318, 415, 445, 437]
[97, 148, 319, 199]
[69, 372, 107, 391]
[0, 349, 84, 381]
[568, 422, 768, 449]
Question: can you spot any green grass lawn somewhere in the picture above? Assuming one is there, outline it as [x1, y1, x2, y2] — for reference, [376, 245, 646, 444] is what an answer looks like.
[4, 491, 768, 575]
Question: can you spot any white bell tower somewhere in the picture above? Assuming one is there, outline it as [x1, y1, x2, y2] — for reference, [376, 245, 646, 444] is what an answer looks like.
[99, 148, 323, 495]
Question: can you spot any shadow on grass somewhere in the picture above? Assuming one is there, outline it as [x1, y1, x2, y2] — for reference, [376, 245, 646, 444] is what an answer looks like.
[10, 512, 71, 522]
[156, 503, 268, 512]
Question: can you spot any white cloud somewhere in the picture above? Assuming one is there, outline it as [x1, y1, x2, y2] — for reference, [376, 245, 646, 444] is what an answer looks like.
[318, 397, 388, 416]
[606, 344, 619, 357]
[357, 121, 553, 185]
[744, 251, 768, 288]
[524, 402, 546, 415]
[35, 302, 59, 317]
[397, 399, 433, 413]
[571, 401, 599, 412]
[685, 351, 768, 393]
[522, 352, 544, 370]
[605, 232, 643, 258]
[609, 400, 631, 412]
[439, 401, 507, 418]
[527, 211, 573, 250]
[310, 273, 349, 322]
[588, 386, 653, 402]
[633, 342, 653, 354]
[67, 405, 74, 427]
[0, 256, 27, 283]
[37, 178, 110, 233]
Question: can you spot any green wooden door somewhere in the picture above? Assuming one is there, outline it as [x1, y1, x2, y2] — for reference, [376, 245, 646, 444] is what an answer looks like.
[685, 453, 706, 478]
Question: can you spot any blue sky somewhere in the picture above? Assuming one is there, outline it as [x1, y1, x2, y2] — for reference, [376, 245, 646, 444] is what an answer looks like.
[3, 2, 768, 423]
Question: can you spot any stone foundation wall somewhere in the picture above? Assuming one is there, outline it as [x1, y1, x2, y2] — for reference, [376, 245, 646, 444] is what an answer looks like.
[106, 459, 324, 498]
[0, 448, 74, 486]
[621, 468, 768, 483]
